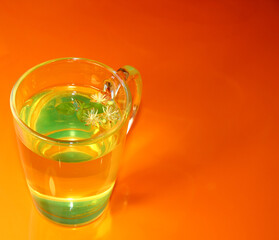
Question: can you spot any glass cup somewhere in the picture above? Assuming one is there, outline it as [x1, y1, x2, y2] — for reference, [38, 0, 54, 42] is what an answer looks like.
[10, 58, 142, 226]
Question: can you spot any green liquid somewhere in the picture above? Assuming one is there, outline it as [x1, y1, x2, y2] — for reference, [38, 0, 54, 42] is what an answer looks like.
[18, 86, 122, 226]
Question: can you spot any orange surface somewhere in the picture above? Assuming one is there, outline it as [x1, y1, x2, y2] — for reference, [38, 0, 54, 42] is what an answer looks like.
[1, 0, 279, 239]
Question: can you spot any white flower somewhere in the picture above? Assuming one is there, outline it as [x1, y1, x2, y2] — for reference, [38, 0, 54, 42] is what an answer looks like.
[103, 106, 119, 122]
[84, 109, 100, 127]
[91, 92, 108, 104]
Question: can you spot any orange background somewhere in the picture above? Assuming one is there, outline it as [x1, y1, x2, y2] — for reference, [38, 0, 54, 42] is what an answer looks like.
[1, 0, 279, 239]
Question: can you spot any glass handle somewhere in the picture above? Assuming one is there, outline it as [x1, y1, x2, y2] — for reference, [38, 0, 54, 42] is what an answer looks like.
[117, 66, 142, 133]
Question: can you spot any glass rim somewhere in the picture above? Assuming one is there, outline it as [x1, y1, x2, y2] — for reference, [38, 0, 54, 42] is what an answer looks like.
[10, 57, 132, 145]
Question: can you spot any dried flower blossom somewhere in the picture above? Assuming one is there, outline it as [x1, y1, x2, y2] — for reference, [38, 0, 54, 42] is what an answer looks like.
[84, 108, 100, 127]
[103, 106, 119, 122]
[90, 92, 108, 104]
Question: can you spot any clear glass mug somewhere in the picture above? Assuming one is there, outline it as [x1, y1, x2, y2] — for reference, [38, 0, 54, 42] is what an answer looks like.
[10, 58, 142, 226]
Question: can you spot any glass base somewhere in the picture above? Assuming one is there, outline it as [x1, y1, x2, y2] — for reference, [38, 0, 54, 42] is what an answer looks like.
[30, 186, 113, 226]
